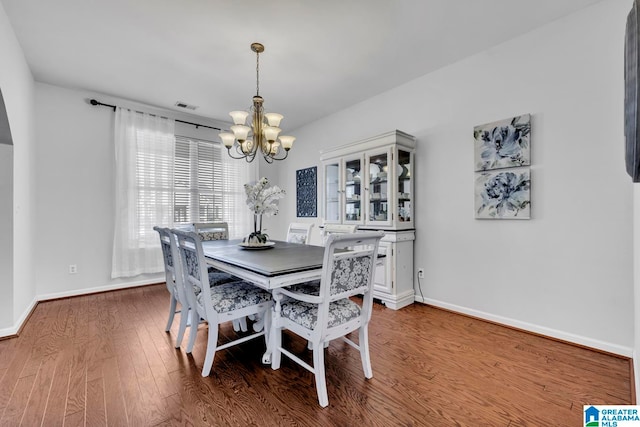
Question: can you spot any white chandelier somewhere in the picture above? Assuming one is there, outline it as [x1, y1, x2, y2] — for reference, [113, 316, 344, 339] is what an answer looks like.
[219, 43, 295, 163]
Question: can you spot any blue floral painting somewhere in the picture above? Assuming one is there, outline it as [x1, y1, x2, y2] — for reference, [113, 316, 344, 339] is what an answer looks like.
[474, 114, 530, 171]
[475, 168, 530, 219]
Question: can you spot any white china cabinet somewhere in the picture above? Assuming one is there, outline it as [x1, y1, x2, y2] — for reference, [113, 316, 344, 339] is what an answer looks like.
[320, 130, 416, 309]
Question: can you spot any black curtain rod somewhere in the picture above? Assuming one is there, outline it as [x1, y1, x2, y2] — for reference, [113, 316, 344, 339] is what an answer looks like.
[89, 99, 223, 131]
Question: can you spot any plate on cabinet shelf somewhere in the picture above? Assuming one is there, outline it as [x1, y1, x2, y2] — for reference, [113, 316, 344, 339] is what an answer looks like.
[369, 163, 380, 179]
[398, 164, 409, 178]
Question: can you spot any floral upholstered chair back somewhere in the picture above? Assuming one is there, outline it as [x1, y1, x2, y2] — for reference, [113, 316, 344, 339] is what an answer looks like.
[154, 227, 178, 296]
[193, 222, 229, 241]
[286, 222, 314, 245]
[172, 230, 208, 314]
[321, 232, 382, 303]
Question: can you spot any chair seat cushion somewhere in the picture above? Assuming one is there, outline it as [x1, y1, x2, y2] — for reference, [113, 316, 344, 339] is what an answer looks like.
[208, 268, 237, 286]
[197, 281, 272, 313]
[192, 270, 239, 296]
[280, 298, 360, 329]
[288, 280, 320, 295]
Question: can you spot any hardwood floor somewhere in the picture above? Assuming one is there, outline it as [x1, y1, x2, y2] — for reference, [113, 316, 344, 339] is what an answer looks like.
[0, 284, 632, 426]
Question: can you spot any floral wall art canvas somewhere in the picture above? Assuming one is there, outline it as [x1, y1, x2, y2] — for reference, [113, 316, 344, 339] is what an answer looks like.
[474, 114, 531, 171]
[475, 168, 530, 219]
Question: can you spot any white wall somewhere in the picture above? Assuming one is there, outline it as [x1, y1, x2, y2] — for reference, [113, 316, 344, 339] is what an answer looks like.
[273, 0, 635, 355]
[0, 143, 12, 328]
[5, 0, 634, 357]
[0, 2, 36, 333]
[33, 83, 230, 299]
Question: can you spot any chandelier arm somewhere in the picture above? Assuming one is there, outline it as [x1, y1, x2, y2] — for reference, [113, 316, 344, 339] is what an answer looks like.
[263, 148, 289, 163]
[225, 144, 257, 162]
[225, 147, 251, 160]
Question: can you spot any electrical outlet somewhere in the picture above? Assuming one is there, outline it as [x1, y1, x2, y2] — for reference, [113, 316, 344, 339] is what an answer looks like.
[69, 264, 77, 274]
[417, 268, 424, 279]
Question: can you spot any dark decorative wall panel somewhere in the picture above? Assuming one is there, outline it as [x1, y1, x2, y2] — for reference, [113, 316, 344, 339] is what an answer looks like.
[296, 166, 317, 217]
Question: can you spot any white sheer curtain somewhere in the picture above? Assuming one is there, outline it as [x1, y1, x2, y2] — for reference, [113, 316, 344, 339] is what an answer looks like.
[220, 149, 258, 239]
[112, 108, 175, 278]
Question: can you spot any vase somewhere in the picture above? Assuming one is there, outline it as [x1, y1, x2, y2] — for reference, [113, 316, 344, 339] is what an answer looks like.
[254, 213, 262, 234]
[244, 213, 268, 246]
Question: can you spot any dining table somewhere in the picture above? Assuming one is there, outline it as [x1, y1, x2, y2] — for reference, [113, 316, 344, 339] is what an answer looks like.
[201, 239, 327, 363]
[201, 239, 327, 290]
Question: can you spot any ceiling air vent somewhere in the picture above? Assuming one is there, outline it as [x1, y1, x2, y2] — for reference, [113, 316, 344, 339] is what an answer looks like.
[175, 101, 198, 110]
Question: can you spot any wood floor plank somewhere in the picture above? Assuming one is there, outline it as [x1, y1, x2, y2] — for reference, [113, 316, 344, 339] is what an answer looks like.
[155, 393, 196, 427]
[86, 376, 107, 427]
[63, 409, 85, 427]
[0, 339, 17, 370]
[113, 332, 149, 426]
[0, 374, 36, 426]
[136, 323, 177, 398]
[0, 339, 31, 415]
[64, 341, 87, 417]
[101, 356, 129, 427]
[0, 284, 632, 426]
[40, 346, 73, 426]
[19, 354, 58, 427]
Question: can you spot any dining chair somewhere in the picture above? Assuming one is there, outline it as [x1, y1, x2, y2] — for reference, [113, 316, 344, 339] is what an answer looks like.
[154, 226, 186, 335]
[286, 222, 314, 244]
[321, 223, 359, 245]
[193, 222, 229, 240]
[290, 223, 360, 333]
[271, 230, 384, 407]
[173, 229, 273, 377]
[193, 222, 247, 332]
[155, 226, 232, 349]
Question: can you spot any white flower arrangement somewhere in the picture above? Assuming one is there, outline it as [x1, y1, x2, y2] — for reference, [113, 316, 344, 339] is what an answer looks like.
[244, 177, 286, 217]
[243, 177, 286, 245]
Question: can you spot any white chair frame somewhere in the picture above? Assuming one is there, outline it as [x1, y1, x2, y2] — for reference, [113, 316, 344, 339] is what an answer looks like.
[192, 222, 248, 332]
[271, 231, 384, 407]
[286, 222, 314, 245]
[154, 226, 191, 348]
[193, 222, 229, 239]
[173, 229, 273, 377]
[321, 223, 359, 245]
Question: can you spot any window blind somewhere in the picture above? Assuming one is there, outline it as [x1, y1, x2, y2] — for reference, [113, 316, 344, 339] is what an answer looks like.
[174, 135, 252, 238]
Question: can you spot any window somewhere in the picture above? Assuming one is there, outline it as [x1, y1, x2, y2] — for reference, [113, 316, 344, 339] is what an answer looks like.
[112, 108, 255, 278]
[173, 135, 253, 238]
[174, 136, 221, 223]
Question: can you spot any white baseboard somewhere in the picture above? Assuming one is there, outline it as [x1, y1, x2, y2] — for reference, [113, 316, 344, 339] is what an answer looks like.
[415, 295, 633, 358]
[0, 297, 38, 338]
[37, 277, 163, 302]
[0, 277, 163, 339]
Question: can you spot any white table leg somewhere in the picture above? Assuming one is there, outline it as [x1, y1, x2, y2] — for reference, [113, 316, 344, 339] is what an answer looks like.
[262, 305, 275, 364]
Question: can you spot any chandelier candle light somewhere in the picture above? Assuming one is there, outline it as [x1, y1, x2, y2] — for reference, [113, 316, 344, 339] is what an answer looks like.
[219, 43, 296, 163]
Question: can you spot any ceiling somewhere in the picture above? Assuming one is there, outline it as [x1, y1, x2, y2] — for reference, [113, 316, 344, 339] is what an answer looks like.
[2, 0, 604, 131]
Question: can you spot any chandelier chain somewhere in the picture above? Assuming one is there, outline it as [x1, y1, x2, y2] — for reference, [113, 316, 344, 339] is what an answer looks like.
[255, 49, 260, 96]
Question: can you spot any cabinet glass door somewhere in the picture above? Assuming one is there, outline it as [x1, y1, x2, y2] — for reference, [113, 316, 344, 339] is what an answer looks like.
[344, 157, 362, 223]
[367, 151, 390, 225]
[324, 162, 340, 222]
[397, 149, 412, 224]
